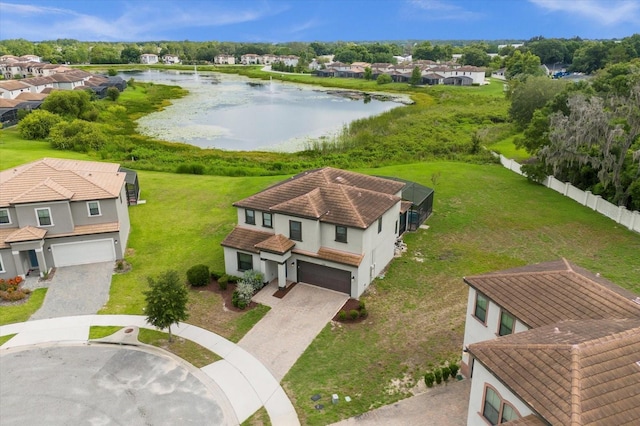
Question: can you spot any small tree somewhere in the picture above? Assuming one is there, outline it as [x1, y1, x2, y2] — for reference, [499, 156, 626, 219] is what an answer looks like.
[364, 66, 372, 80]
[144, 270, 189, 342]
[409, 66, 422, 86]
[106, 87, 120, 101]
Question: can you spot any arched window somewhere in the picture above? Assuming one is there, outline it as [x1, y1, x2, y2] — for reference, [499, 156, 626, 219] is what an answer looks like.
[482, 385, 520, 424]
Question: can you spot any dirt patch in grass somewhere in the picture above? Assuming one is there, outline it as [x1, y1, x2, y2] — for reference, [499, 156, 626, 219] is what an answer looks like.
[186, 279, 260, 340]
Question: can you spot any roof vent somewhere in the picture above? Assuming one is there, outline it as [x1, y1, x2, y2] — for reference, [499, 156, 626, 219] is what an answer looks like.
[632, 297, 640, 305]
[637, 361, 640, 368]
[554, 327, 560, 333]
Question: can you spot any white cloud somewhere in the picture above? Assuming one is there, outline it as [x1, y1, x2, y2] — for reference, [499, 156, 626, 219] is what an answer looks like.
[405, 0, 482, 21]
[529, 0, 640, 26]
[0, 1, 287, 41]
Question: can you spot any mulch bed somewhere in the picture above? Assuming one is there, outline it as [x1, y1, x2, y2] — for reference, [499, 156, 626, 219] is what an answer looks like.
[332, 298, 367, 323]
[273, 282, 297, 298]
[190, 279, 258, 312]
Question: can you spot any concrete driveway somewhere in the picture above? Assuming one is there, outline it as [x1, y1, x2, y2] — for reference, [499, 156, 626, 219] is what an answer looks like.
[239, 282, 349, 381]
[29, 262, 113, 320]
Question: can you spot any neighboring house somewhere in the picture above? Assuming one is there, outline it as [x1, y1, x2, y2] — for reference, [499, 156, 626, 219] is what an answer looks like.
[0, 158, 139, 278]
[215, 54, 235, 65]
[461, 259, 640, 425]
[221, 167, 432, 298]
[0, 80, 32, 99]
[241, 54, 261, 65]
[491, 68, 506, 80]
[140, 53, 159, 64]
[162, 54, 180, 65]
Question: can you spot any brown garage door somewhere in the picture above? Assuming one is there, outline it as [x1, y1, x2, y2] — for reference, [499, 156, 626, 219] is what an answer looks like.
[297, 260, 351, 294]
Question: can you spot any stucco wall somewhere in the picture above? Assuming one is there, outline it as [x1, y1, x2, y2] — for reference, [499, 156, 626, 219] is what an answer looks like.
[467, 361, 533, 425]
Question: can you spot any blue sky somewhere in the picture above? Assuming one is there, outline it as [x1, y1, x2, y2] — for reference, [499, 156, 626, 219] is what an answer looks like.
[1, 0, 639, 42]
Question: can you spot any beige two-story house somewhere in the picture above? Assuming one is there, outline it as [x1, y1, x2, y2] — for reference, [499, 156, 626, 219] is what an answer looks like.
[221, 167, 408, 298]
[0, 158, 137, 278]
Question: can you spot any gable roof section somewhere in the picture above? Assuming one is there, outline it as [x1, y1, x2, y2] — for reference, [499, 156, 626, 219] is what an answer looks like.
[5, 226, 47, 243]
[470, 319, 640, 426]
[463, 259, 640, 328]
[234, 167, 404, 229]
[221, 227, 274, 254]
[0, 158, 125, 207]
[255, 234, 295, 255]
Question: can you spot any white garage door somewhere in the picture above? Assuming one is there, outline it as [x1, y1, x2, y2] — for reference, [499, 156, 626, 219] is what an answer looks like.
[51, 239, 116, 267]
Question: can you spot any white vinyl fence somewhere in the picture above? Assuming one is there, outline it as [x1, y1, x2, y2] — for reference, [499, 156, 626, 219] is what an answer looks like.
[498, 154, 640, 234]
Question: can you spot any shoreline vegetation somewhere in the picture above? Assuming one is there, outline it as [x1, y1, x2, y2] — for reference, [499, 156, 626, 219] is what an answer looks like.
[38, 63, 512, 177]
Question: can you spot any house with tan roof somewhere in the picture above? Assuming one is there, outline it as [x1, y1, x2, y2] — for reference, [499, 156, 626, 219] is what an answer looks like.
[0, 158, 139, 278]
[461, 259, 640, 425]
[221, 167, 431, 298]
[140, 53, 158, 65]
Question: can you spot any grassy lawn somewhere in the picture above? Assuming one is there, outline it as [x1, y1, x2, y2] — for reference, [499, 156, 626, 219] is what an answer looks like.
[89, 326, 221, 367]
[2, 80, 639, 425]
[0, 289, 47, 326]
[0, 334, 16, 345]
[282, 162, 640, 425]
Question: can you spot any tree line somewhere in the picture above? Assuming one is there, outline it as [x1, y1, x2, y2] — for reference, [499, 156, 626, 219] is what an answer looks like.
[1, 35, 639, 74]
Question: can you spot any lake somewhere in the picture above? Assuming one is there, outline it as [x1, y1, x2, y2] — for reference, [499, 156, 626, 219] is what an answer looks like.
[123, 70, 405, 152]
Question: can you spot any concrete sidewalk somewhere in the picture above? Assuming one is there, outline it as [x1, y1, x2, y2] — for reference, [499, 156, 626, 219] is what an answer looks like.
[0, 315, 299, 426]
[240, 282, 348, 381]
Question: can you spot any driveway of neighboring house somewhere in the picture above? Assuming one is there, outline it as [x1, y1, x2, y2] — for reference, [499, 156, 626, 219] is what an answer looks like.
[28, 262, 114, 320]
[239, 282, 349, 381]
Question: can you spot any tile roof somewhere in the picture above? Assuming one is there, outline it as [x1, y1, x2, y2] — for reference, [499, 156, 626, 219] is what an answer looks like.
[48, 222, 119, 238]
[0, 158, 125, 207]
[255, 234, 295, 255]
[234, 167, 404, 229]
[5, 226, 47, 243]
[463, 259, 640, 328]
[470, 319, 640, 426]
[220, 227, 274, 254]
[0, 80, 31, 91]
[297, 246, 364, 267]
[220, 226, 363, 266]
[502, 415, 547, 426]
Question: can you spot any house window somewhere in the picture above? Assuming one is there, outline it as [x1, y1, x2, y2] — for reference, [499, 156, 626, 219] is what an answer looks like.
[482, 386, 519, 424]
[335, 226, 347, 243]
[245, 209, 255, 225]
[0, 255, 4, 273]
[289, 220, 302, 241]
[0, 209, 10, 224]
[483, 387, 501, 425]
[262, 212, 272, 228]
[498, 311, 515, 336]
[378, 217, 383, 233]
[36, 208, 52, 226]
[87, 201, 101, 217]
[237, 252, 253, 272]
[474, 292, 488, 323]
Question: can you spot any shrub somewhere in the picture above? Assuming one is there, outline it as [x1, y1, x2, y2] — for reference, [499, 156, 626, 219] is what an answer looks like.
[211, 271, 223, 280]
[441, 366, 451, 381]
[358, 300, 366, 310]
[242, 269, 265, 292]
[377, 74, 392, 85]
[186, 264, 210, 287]
[227, 275, 239, 284]
[18, 110, 63, 140]
[49, 119, 108, 152]
[235, 281, 254, 308]
[359, 307, 368, 318]
[434, 368, 443, 384]
[338, 310, 347, 321]
[217, 275, 228, 290]
[449, 363, 459, 379]
[176, 163, 205, 174]
[424, 372, 435, 388]
[349, 309, 359, 320]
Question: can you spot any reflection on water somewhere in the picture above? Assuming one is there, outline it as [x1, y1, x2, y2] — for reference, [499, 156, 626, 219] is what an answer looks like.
[125, 70, 402, 152]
